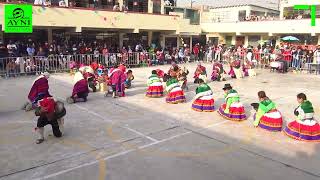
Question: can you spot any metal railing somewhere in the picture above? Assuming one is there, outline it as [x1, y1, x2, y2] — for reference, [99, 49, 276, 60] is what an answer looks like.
[1, 52, 320, 77]
[0, 52, 150, 77]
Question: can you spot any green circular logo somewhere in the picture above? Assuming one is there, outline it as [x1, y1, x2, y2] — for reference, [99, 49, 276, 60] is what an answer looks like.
[13, 8, 24, 19]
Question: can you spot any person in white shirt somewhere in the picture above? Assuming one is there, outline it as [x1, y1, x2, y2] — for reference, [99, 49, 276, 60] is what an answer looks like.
[59, 0, 66, 7]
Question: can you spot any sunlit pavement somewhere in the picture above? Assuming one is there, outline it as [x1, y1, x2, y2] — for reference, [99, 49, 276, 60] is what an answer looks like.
[1, 63, 320, 180]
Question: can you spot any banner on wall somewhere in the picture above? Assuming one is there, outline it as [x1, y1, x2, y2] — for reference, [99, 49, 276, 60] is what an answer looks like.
[4, 4, 33, 33]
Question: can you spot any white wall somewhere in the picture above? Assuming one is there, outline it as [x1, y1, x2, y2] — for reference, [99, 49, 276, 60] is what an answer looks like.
[281, 0, 320, 7]
[201, 19, 320, 34]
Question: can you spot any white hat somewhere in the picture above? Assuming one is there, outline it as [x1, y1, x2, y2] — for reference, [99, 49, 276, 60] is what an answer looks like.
[42, 72, 50, 78]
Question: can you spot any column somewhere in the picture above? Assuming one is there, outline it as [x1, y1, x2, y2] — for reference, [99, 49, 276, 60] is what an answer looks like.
[118, 0, 124, 11]
[275, 36, 281, 47]
[148, 31, 153, 46]
[245, 7, 251, 17]
[148, 0, 153, 13]
[177, 36, 180, 48]
[47, 28, 53, 44]
[0, 30, 4, 43]
[160, 0, 165, 14]
[160, 35, 165, 48]
[231, 35, 236, 45]
[189, 36, 193, 48]
[317, 35, 320, 45]
[244, 35, 249, 47]
[119, 33, 124, 48]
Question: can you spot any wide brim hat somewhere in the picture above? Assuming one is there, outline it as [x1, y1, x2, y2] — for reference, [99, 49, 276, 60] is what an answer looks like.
[222, 83, 232, 90]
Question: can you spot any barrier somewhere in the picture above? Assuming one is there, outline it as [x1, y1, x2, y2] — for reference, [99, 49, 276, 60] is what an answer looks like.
[1, 52, 319, 77]
[0, 52, 157, 77]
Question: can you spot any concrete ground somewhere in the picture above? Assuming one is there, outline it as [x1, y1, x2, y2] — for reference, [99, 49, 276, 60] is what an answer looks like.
[1, 63, 320, 180]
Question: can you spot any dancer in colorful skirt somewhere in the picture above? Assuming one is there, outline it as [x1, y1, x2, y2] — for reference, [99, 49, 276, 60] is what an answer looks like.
[284, 93, 320, 142]
[252, 91, 283, 131]
[165, 77, 186, 104]
[66, 71, 89, 104]
[191, 79, 214, 112]
[218, 84, 246, 121]
[23, 72, 52, 111]
[34, 97, 66, 144]
[146, 70, 164, 98]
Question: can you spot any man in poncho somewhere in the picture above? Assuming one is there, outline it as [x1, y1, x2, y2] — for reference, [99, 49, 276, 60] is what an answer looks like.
[66, 70, 89, 104]
[34, 97, 66, 144]
[23, 72, 52, 111]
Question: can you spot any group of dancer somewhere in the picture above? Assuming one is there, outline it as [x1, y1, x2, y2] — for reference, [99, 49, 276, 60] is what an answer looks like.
[23, 61, 320, 143]
[145, 62, 320, 142]
[22, 63, 134, 144]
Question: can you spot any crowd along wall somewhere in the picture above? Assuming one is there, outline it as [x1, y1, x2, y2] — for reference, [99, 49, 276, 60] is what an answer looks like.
[0, 4, 180, 32]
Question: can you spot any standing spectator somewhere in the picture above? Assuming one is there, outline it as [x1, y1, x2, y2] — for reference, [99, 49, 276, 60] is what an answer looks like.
[193, 43, 199, 61]
[314, 47, 320, 64]
[215, 45, 222, 61]
[7, 41, 17, 57]
[292, 48, 303, 70]
[93, 0, 99, 8]
[206, 46, 213, 62]
[0, 42, 8, 69]
[27, 44, 35, 56]
[6, 59, 17, 77]
[113, 3, 120, 11]
[59, 0, 66, 7]
[306, 50, 313, 63]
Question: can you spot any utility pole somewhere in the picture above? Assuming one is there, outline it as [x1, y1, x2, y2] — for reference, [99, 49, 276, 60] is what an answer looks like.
[191, 0, 196, 8]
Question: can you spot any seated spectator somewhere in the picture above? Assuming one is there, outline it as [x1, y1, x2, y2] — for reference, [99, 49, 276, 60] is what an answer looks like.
[59, 0, 66, 7]
[6, 60, 17, 77]
[113, 3, 120, 11]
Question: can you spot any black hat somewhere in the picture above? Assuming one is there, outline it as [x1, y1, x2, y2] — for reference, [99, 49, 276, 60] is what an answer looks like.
[222, 84, 232, 90]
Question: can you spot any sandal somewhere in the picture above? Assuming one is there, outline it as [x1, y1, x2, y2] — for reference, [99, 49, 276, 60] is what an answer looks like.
[36, 138, 44, 144]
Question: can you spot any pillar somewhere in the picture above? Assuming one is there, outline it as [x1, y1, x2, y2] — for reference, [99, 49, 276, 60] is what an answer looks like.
[0, 30, 4, 43]
[189, 36, 193, 48]
[118, 0, 124, 11]
[160, 35, 165, 48]
[231, 35, 236, 45]
[148, 31, 153, 46]
[160, 0, 165, 14]
[244, 35, 249, 47]
[148, 0, 153, 13]
[119, 33, 124, 48]
[275, 36, 281, 47]
[317, 35, 320, 45]
[245, 8, 251, 17]
[177, 36, 180, 48]
[47, 28, 53, 44]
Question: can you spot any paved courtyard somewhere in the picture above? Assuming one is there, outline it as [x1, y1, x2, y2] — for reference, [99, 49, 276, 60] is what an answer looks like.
[1, 63, 320, 180]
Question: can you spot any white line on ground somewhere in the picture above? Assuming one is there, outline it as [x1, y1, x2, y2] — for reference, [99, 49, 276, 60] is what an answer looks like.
[34, 120, 229, 180]
[56, 96, 158, 142]
[73, 101, 158, 142]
